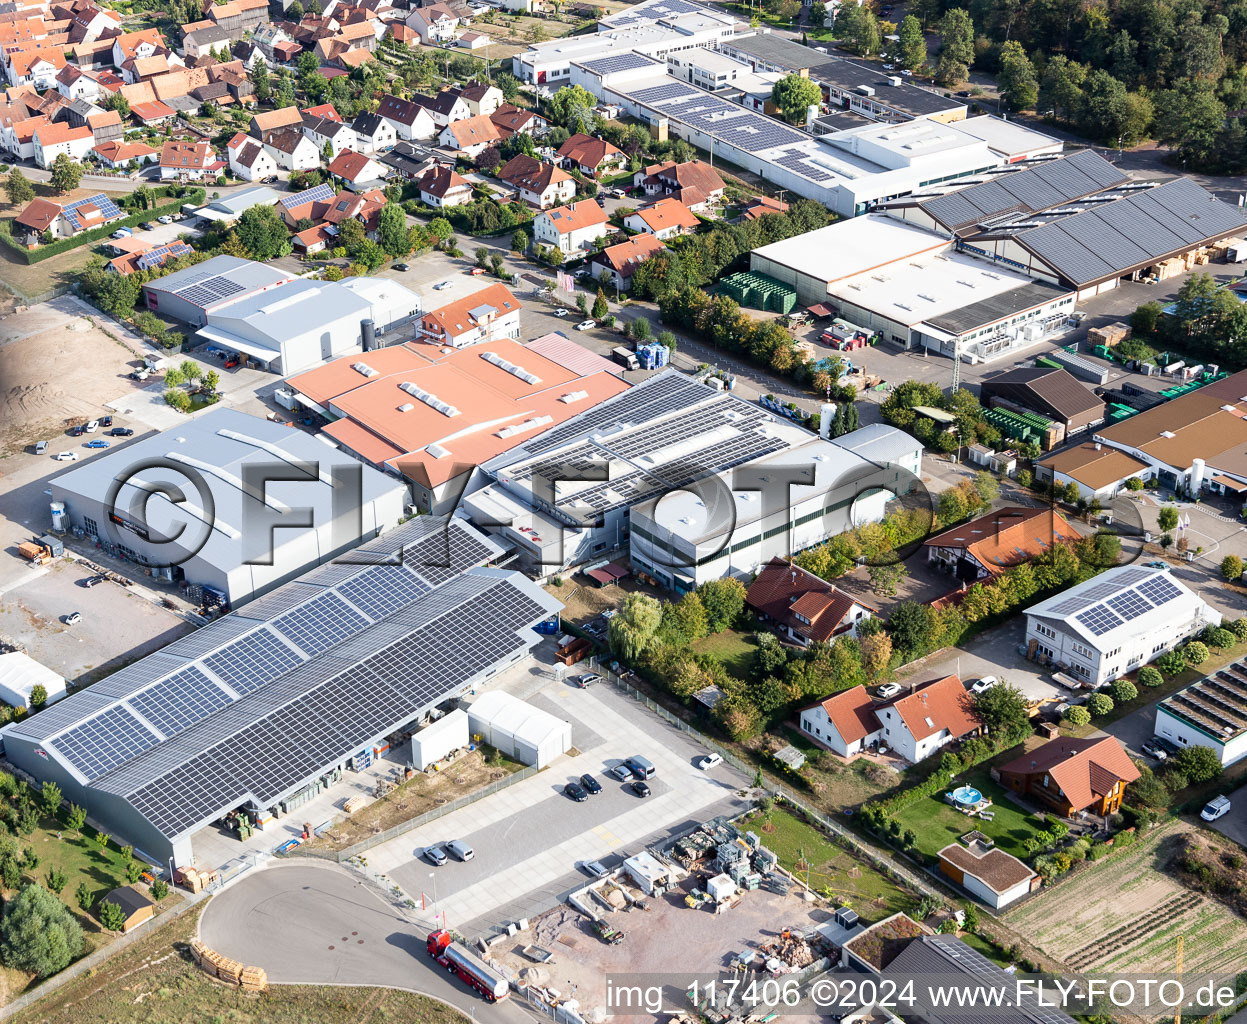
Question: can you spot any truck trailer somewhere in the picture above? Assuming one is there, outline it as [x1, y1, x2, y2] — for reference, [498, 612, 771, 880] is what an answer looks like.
[426, 930, 509, 1001]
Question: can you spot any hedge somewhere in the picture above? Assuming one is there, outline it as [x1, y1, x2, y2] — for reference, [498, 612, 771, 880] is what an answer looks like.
[0, 187, 205, 265]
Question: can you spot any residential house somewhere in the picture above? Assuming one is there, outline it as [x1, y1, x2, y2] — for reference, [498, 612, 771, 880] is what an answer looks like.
[227, 132, 278, 181]
[182, 25, 231, 59]
[460, 82, 503, 117]
[376, 93, 437, 141]
[328, 147, 387, 190]
[120, 54, 174, 85]
[64, 2, 122, 43]
[746, 558, 875, 647]
[55, 64, 100, 102]
[457, 31, 490, 49]
[740, 194, 788, 220]
[3, 114, 48, 161]
[1024, 565, 1219, 689]
[497, 153, 575, 208]
[350, 110, 395, 154]
[92, 139, 158, 168]
[261, 126, 320, 171]
[924, 506, 1079, 582]
[405, 3, 460, 44]
[108, 239, 194, 276]
[250, 105, 302, 136]
[291, 223, 336, 255]
[13, 192, 122, 244]
[937, 840, 1037, 910]
[7, 48, 66, 89]
[129, 99, 176, 126]
[302, 111, 357, 158]
[253, 23, 293, 61]
[301, 103, 342, 123]
[419, 282, 522, 348]
[412, 88, 470, 127]
[159, 139, 215, 180]
[632, 159, 724, 212]
[437, 113, 498, 158]
[61, 97, 101, 130]
[799, 685, 882, 758]
[624, 197, 700, 240]
[110, 28, 164, 68]
[873, 675, 979, 764]
[995, 736, 1140, 818]
[416, 164, 472, 208]
[555, 132, 624, 177]
[588, 233, 665, 292]
[32, 120, 92, 168]
[380, 140, 444, 181]
[13, 197, 66, 244]
[389, 23, 419, 47]
[489, 102, 545, 138]
[86, 108, 123, 144]
[207, 0, 270, 40]
[533, 200, 608, 255]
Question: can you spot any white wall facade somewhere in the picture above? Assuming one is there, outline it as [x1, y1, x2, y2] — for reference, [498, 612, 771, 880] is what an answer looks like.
[1155, 706, 1247, 768]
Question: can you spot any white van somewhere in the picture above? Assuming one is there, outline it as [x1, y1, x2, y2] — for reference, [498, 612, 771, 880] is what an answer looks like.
[446, 839, 474, 861]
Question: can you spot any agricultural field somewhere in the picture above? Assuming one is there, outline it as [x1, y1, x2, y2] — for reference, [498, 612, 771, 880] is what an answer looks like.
[738, 803, 920, 923]
[1001, 820, 1247, 977]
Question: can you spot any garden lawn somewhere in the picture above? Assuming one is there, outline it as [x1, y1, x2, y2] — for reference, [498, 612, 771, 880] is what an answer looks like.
[889, 771, 1040, 860]
[692, 629, 757, 680]
[738, 804, 919, 922]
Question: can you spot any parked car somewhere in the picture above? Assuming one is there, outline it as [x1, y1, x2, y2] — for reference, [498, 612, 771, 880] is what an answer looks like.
[579, 774, 602, 795]
[70, 425, 84, 437]
[574, 673, 601, 688]
[84, 439, 110, 449]
[1201, 795, 1231, 822]
[424, 845, 448, 866]
[82, 575, 107, 588]
[631, 780, 651, 798]
[554, 308, 569, 317]
[696, 753, 723, 770]
[1140, 739, 1169, 761]
[970, 676, 999, 695]
[1146, 561, 1169, 570]
[33, 440, 47, 454]
[101, 415, 112, 427]
[111, 228, 132, 239]
[157, 214, 173, 224]
[53, 451, 78, 461]
[609, 763, 633, 781]
[446, 840, 474, 861]
[470, 267, 485, 275]
[876, 682, 902, 699]
[64, 612, 82, 625]
[576, 320, 595, 331]
[139, 222, 154, 231]
[1155, 736, 1181, 755]
[392, 262, 409, 271]
[583, 860, 610, 877]
[84, 420, 99, 433]
[109, 427, 134, 437]
[434, 280, 452, 290]
[564, 781, 588, 802]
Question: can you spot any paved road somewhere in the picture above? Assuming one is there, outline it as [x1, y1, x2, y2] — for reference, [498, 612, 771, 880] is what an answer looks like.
[200, 861, 534, 1023]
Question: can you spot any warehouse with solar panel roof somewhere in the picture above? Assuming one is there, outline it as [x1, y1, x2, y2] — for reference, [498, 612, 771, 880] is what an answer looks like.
[1023, 566, 1220, 689]
[1, 517, 561, 869]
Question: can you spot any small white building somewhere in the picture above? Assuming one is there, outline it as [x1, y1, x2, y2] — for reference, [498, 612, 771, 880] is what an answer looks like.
[873, 674, 979, 764]
[1156, 672, 1247, 768]
[33, 122, 94, 169]
[1025, 565, 1219, 689]
[410, 709, 470, 771]
[0, 651, 66, 710]
[623, 851, 672, 895]
[465, 691, 571, 768]
[938, 841, 1036, 910]
[799, 685, 882, 757]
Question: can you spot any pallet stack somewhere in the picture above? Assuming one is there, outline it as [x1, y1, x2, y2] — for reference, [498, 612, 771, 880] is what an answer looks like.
[189, 939, 268, 992]
[240, 966, 268, 993]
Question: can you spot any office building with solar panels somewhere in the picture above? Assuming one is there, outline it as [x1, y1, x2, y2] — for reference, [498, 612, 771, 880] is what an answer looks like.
[1024, 566, 1219, 689]
[1155, 662, 1247, 767]
[47, 408, 407, 608]
[2, 517, 561, 868]
[461, 370, 815, 574]
[142, 255, 294, 327]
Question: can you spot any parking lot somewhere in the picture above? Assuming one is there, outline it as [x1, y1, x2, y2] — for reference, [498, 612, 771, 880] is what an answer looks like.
[1208, 782, 1247, 847]
[0, 558, 192, 683]
[366, 661, 752, 935]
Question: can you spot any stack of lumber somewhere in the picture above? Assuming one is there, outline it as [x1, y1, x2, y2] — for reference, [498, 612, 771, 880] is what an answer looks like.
[240, 966, 268, 992]
[190, 939, 266, 990]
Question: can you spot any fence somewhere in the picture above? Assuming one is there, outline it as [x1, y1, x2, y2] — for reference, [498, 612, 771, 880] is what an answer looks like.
[288, 764, 540, 863]
[599, 667, 939, 901]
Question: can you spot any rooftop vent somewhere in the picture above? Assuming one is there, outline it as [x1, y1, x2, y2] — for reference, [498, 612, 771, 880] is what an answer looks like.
[425, 443, 451, 459]
[560, 390, 589, 404]
[352, 361, 378, 378]
[399, 381, 460, 417]
[481, 350, 541, 385]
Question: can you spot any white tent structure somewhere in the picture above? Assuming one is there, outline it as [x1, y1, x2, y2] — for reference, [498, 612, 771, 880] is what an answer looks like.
[466, 691, 571, 768]
[411, 709, 470, 770]
[0, 652, 66, 709]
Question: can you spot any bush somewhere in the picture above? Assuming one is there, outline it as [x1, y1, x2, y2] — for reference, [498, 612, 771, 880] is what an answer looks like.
[1170, 744, 1222, 783]
[1221, 554, 1244, 580]
[0, 884, 84, 977]
[1204, 627, 1236, 649]
[151, 879, 169, 901]
[1137, 665, 1164, 689]
[1064, 705, 1091, 727]
[1109, 679, 1137, 703]
[1183, 641, 1209, 666]
[1086, 693, 1114, 717]
[1016, 469, 1033, 488]
[1155, 649, 1186, 676]
[1229, 618, 1247, 641]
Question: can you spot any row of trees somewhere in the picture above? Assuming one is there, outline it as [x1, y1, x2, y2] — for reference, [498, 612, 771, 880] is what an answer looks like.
[1132, 272, 1247, 371]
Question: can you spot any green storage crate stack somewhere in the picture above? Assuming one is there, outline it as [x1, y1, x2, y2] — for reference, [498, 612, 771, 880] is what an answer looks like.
[1107, 403, 1137, 422]
[984, 406, 1052, 445]
[720, 271, 797, 314]
[1035, 356, 1063, 370]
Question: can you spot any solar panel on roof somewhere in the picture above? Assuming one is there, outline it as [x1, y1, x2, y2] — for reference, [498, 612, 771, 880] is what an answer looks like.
[336, 564, 431, 619]
[203, 628, 304, 695]
[91, 652, 189, 699]
[53, 705, 159, 781]
[273, 592, 369, 657]
[1075, 604, 1124, 636]
[279, 182, 334, 209]
[1107, 589, 1151, 621]
[128, 667, 232, 739]
[1137, 574, 1182, 606]
[162, 616, 257, 659]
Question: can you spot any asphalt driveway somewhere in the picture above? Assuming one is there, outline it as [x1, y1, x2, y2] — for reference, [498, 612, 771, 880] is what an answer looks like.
[1207, 782, 1247, 848]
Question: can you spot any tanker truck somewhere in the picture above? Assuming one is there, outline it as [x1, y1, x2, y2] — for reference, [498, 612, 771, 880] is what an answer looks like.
[426, 929, 509, 1002]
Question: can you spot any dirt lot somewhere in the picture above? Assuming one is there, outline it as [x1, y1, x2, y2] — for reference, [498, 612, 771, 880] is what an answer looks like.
[494, 876, 833, 1024]
[0, 295, 148, 458]
[301, 748, 522, 851]
[1001, 819, 1247, 977]
[0, 559, 192, 685]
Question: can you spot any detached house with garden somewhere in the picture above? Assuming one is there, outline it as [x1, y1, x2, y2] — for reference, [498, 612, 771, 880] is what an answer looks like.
[995, 735, 1139, 819]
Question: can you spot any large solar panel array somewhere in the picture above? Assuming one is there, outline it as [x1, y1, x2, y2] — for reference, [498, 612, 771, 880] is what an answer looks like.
[175, 274, 246, 311]
[272, 592, 370, 658]
[203, 628, 307, 696]
[336, 564, 432, 620]
[580, 52, 660, 74]
[278, 182, 335, 210]
[55, 706, 160, 782]
[62, 193, 122, 231]
[1039, 567, 1190, 643]
[605, 0, 703, 26]
[128, 667, 233, 740]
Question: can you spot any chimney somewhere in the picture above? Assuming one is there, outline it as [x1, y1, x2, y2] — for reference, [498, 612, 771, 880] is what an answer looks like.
[1094, 441, 1101, 450]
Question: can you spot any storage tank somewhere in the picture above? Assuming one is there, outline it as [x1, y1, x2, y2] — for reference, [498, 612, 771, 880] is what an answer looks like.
[819, 402, 836, 440]
[49, 502, 67, 532]
[361, 318, 376, 351]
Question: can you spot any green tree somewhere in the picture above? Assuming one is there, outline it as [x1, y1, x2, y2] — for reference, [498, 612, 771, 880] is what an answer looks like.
[4, 169, 33, 207]
[235, 204, 289, 261]
[1078, 70, 1131, 145]
[1110, 678, 1138, 703]
[28, 684, 47, 711]
[1157, 506, 1178, 532]
[1137, 665, 1163, 689]
[1039, 56, 1086, 124]
[697, 577, 747, 632]
[511, 228, 529, 253]
[1064, 705, 1091, 727]
[997, 40, 1038, 111]
[973, 683, 1032, 743]
[897, 15, 926, 71]
[66, 804, 86, 836]
[105, 92, 130, 119]
[1153, 82, 1226, 166]
[592, 287, 608, 319]
[201, 369, 220, 395]
[377, 202, 409, 258]
[1221, 555, 1244, 580]
[835, 1, 881, 56]
[888, 602, 937, 655]
[39, 781, 59, 818]
[608, 594, 662, 662]
[179, 360, 201, 383]
[770, 74, 823, 125]
[98, 899, 126, 933]
[75, 883, 94, 913]
[935, 8, 974, 86]
[45, 867, 66, 895]
[1086, 693, 1114, 716]
[0, 884, 84, 978]
[1170, 744, 1221, 783]
[49, 154, 82, 194]
[545, 85, 598, 131]
[1183, 641, 1209, 666]
[125, 861, 143, 884]
[151, 879, 169, 901]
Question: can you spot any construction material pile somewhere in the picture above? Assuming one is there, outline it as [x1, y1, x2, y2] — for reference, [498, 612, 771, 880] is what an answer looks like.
[190, 939, 268, 992]
[760, 930, 814, 969]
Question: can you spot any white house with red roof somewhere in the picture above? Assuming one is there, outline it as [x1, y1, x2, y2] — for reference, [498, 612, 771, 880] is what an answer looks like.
[226, 131, 277, 181]
[92, 139, 158, 168]
[624, 197, 700, 240]
[533, 200, 608, 254]
[32, 120, 93, 168]
[328, 147, 387, 190]
[745, 558, 874, 647]
[416, 165, 472, 208]
[418, 283, 522, 349]
[159, 139, 216, 180]
[799, 685, 883, 758]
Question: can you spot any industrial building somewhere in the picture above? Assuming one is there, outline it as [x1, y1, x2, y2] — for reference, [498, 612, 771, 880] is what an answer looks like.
[285, 333, 629, 514]
[885, 150, 1247, 300]
[1034, 441, 1150, 502]
[2, 517, 561, 868]
[1156, 662, 1247, 768]
[1024, 566, 1219, 689]
[461, 370, 814, 574]
[750, 215, 1075, 362]
[978, 366, 1105, 441]
[629, 424, 923, 590]
[142, 254, 293, 327]
[47, 408, 407, 609]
